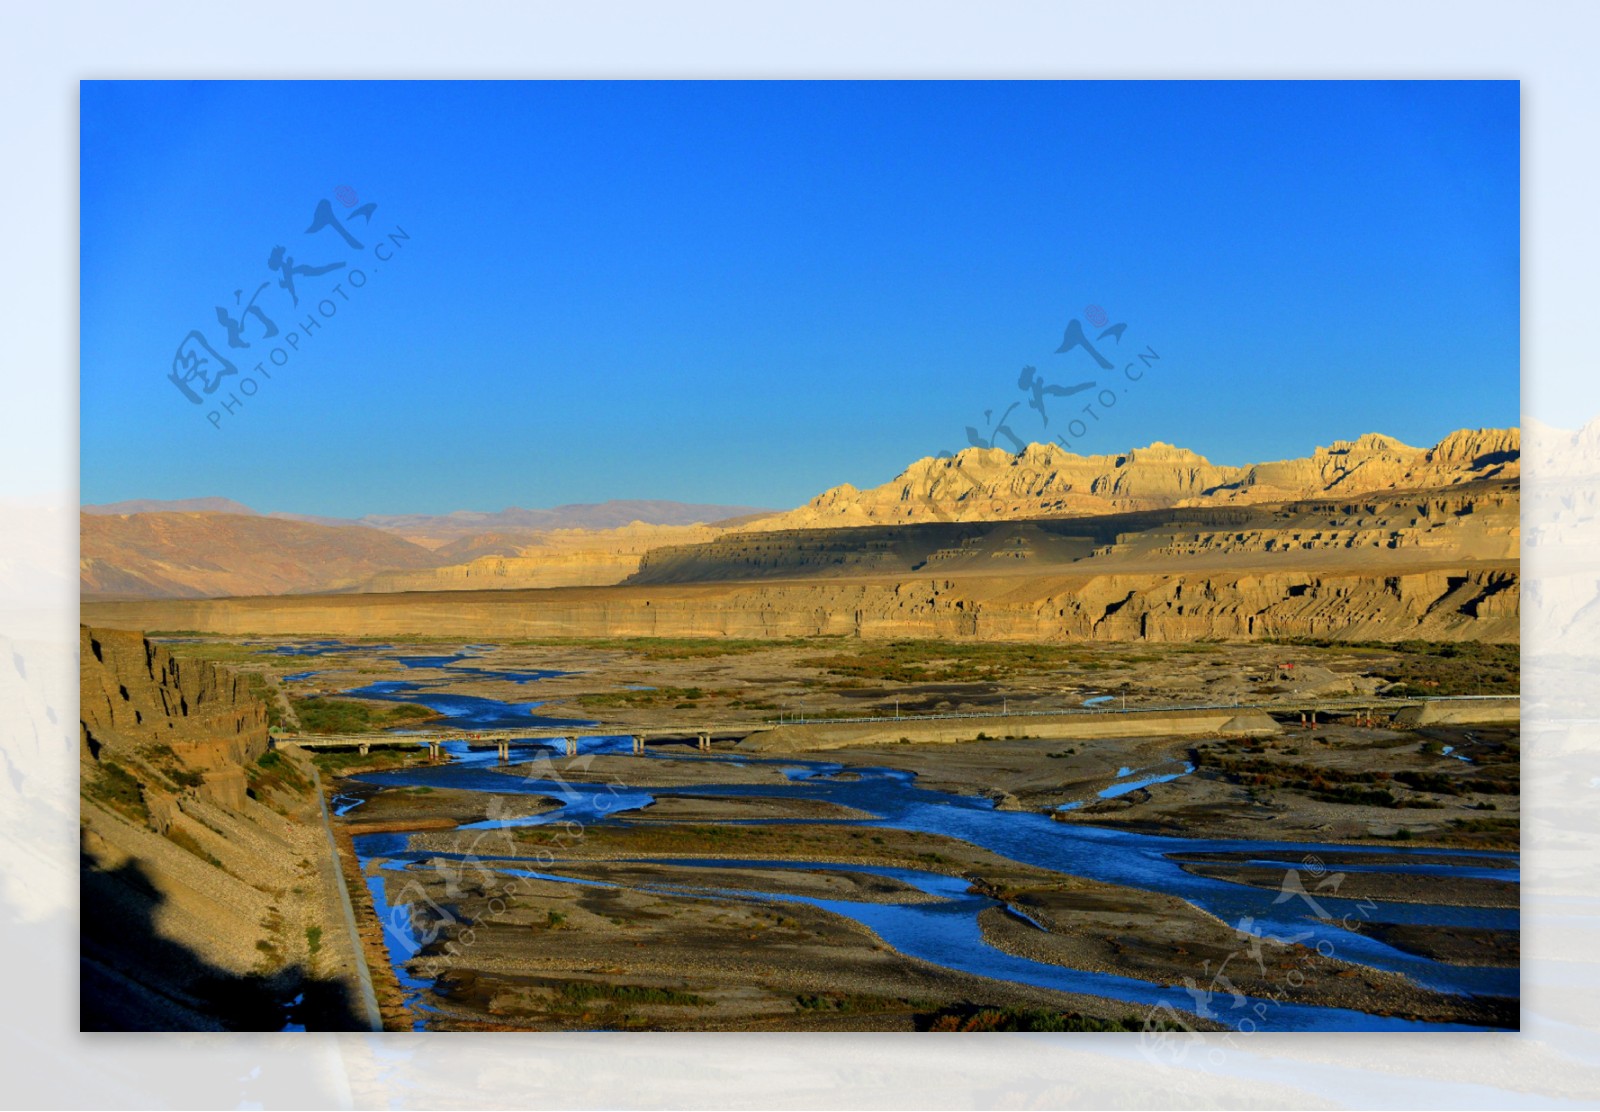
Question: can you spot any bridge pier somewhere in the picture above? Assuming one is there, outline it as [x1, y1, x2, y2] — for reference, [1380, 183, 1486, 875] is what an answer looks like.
[497, 739, 509, 762]
[565, 736, 577, 758]
[632, 735, 644, 755]
[358, 742, 369, 756]
[698, 732, 711, 752]
[427, 740, 441, 762]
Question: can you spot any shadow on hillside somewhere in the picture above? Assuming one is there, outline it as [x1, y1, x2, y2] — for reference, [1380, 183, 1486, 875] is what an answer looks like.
[80, 849, 368, 1032]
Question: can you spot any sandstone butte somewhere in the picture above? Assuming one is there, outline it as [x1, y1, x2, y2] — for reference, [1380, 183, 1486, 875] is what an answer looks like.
[746, 428, 1521, 529]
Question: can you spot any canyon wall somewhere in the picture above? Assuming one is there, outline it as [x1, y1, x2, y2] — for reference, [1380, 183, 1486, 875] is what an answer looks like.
[79, 626, 367, 1030]
[81, 627, 269, 809]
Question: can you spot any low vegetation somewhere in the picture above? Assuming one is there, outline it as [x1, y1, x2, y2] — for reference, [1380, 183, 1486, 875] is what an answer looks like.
[801, 640, 1218, 685]
[1194, 741, 1517, 811]
[164, 826, 222, 868]
[246, 748, 309, 799]
[243, 673, 287, 729]
[84, 759, 149, 824]
[552, 981, 708, 1008]
[309, 747, 430, 774]
[291, 696, 439, 734]
[796, 992, 934, 1014]
[1266, 638, 1519, 696]
[575, 686, 730, 710]
[919, 1006, 1180, 1032]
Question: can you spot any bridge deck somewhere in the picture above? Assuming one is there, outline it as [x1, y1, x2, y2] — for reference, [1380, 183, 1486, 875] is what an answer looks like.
[272, 695, 1515, 749]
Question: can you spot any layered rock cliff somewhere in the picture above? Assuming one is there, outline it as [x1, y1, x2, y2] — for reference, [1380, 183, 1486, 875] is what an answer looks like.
[80, 627, 269, 810]
[79, 561, 1519, 646]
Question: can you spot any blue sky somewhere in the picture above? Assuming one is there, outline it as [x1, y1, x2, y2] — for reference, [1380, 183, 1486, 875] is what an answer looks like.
[80, 80, 1519, 518]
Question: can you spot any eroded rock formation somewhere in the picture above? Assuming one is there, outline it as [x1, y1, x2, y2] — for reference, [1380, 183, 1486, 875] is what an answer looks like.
[748, 428, 1520, 529]
[79, 626, 366, 1030]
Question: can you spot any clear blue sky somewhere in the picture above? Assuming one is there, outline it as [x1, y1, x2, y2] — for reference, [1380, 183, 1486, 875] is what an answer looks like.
[80, 80, 1519, 518]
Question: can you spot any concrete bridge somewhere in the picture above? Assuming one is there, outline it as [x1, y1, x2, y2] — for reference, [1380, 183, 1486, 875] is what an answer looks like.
[272, 694, 1517, 761]
[272, 728, 731, 762]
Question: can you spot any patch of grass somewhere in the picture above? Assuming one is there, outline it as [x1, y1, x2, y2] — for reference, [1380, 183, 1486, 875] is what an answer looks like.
[801, 640, 1113, 684]
[576, 686, 728, 710]
[247, 747, 310, 798]
[310, 747, 429, 774]
[291, 696, 440, 734]
[1439, 816, 1519, 849]
[305, 925, 323, 955]
[512, 636, 846, 659]
[243, 673, 286, 729]
[84, 760, 149, 824]
[164, 825, 222, 867]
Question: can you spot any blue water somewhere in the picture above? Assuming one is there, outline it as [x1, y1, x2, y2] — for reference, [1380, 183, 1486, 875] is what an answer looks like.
[326, 666, 1519, 1032]
[388, 648, 573, 684]
[1099, 763, 1196, 799]
[342, 680, 597, 732]
[260, 639, 393, 656]
[559, 862, 1488, 1032]
[363, 874, 443, 1032]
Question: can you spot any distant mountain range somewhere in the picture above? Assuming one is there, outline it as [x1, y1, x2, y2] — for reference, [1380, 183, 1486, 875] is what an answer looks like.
[81, 498, 773, 537]
[81, 429, 1519, 600]
[83, 497, 259, 517]
[80, 512, 443, 600]
[79, 499, 776, 600]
